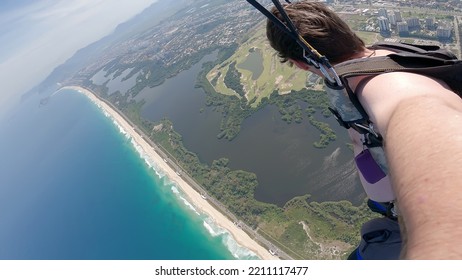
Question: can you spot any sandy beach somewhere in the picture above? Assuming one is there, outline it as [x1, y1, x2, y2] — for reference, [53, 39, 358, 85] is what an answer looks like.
[62, 86, 278, 260]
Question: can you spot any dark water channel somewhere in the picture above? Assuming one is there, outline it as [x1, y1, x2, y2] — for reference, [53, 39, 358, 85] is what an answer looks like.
[132, 53, 365, 207]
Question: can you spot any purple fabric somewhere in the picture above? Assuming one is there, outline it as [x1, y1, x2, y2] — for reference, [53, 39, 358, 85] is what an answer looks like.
[355, 149, 386, 184]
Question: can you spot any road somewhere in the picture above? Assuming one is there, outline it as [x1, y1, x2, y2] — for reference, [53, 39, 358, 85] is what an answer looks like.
[95, 92, 296, 260]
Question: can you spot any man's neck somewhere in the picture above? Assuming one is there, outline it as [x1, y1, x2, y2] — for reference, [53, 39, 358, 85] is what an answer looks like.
[349, 48, 375, 60]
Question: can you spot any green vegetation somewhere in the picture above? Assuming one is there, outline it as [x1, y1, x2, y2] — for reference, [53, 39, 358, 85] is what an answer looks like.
[68, 0, 462, 260]
[356, 31, 380, 45]
[103, 46, 223, 98]
[81, 15, 381, 260]
[342, 14, 370, 31]
[148, 119, 275, 227]
[92, 76, 373, 258]
[199, 63, 337, 147]
[262, 89, 336, 148]
[210, 72, 221, 87]
[223, 61, 245, 97]
[308, 117, 337, 148]
[196, 58, 257, 141]
[198, 27, 336, 147]
[147, 118, 378, 259]
[206, 26, 309, 107]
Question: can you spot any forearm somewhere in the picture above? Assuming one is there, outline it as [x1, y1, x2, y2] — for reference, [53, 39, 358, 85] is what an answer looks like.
[385, 96, 462, 259]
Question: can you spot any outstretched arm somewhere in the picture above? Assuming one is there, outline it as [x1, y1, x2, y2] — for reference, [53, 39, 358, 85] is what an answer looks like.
[355, 71, 462, 259]
[385, 95, 462, 259]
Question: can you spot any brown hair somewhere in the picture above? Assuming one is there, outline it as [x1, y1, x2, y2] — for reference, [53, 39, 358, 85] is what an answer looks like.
[266, 1, 365, 64]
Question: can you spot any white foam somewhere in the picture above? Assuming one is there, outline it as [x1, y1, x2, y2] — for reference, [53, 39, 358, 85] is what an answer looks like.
[170, 186, 179, 194]
[117, 125, 127, 136]
[179, 197, 199, 214]
[154, 168, 165, 178]
[203, 220, 218, 236]
[131, 139, 144, 155]
[132, 142, 166, 178]
[144, 158, 152, 169]
[94, 103, 130, 141]
[170, 186, 200, 216]
[202, 218, 259, 260]
[80, 89, 166, 183]
[84, 92, 258, 259]
[323, 147, 341, 169]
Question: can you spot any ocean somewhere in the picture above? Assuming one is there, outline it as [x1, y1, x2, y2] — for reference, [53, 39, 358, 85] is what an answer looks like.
[0, 89, 258, 260]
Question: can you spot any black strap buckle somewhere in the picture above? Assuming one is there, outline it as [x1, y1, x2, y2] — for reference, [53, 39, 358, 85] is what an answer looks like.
[328, 107, 350, 129]
[364, 132, 383, 148]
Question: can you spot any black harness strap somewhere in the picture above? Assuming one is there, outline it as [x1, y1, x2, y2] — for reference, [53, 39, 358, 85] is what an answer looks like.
[335, 45, 462, 97]
[246, 0, 298, 43]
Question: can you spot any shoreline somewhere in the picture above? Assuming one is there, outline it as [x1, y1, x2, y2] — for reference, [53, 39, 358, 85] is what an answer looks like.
[62, 86, 278, 260]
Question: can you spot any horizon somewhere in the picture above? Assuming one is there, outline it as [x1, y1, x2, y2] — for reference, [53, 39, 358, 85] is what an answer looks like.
[0, 0, 157, 121]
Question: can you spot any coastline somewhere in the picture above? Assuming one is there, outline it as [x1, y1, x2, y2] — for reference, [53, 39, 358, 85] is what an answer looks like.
[62, 86, 278, 260]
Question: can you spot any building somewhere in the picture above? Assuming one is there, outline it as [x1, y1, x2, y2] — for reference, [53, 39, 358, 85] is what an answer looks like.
[437, 25, 452, 39]
[425, 17, 435, 29]
[394, 11, 402, 22]
[406, 17, 420, 29]
[378, 8, 388, 19]
[378, 16, 391, 34]
[397, 21, 409, 35]
[389, 13, 397, 25]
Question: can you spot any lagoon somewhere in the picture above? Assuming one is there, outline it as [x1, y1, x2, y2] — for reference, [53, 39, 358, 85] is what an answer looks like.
[124, 54, 365, 207]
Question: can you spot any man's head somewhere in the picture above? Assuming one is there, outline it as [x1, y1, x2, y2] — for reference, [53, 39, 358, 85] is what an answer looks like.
[266, 1, 365, 65]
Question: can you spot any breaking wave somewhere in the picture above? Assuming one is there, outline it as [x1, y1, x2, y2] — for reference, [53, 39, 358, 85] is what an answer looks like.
[202, 218, 259, 260]
[170, 186, 200, 216]
[92, 95, 260, 260]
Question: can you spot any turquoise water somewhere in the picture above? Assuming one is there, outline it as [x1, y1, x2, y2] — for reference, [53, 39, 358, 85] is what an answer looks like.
[0, 89, 258, 260]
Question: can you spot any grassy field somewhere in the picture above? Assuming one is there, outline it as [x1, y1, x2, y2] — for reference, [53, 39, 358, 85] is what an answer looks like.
[206, 23, 386, 110]
[207, 25, 320, 108]
[357, 31, 382, 45]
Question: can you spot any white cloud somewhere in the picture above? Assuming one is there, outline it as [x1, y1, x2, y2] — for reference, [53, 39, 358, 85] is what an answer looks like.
[0, 0, 156, 118]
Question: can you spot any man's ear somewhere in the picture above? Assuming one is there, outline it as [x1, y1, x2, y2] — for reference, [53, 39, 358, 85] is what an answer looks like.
[291, 59, 310, 70]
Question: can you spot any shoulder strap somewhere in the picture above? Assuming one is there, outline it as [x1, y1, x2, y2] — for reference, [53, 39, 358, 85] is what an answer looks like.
[335, 53, 462, 96]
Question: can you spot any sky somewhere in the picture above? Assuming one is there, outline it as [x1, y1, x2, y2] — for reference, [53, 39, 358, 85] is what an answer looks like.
[0, 0, 156, 119]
